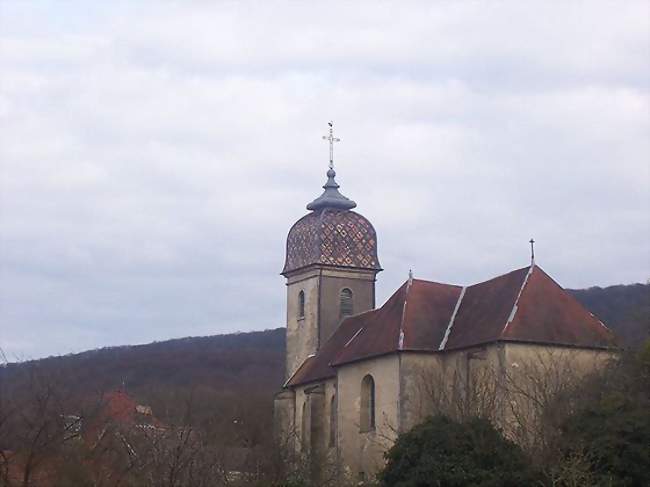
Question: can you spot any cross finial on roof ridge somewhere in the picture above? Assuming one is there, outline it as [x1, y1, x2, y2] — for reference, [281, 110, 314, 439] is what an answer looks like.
[529, 238, 536, 266]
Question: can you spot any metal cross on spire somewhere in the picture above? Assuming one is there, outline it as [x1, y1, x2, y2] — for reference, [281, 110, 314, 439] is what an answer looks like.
[322, 121, 340, 169]
[529, 238, 536, 265]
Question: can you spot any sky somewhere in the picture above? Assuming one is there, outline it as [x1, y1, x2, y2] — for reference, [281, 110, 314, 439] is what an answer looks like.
[0, 1, 648, 361]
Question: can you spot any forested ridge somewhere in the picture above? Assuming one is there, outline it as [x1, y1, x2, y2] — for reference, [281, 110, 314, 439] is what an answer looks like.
[2, 328, 286, 428]
[568, 282, 649, 346]
[2, 282, 647, 416]
[0, 282, 647, 485]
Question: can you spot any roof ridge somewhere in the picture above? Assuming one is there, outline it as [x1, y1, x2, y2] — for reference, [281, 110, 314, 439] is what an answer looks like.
[283, 355, 313, 388]
[343, 327, 364, 348]
[466, 265, 532, 289]
[409, 277, 463, 287]
[535, 265, 613, 333]
[501, 265, 534, 336]
[438, 286, 467, 350]
[398, 278, 413, 350]
[341, 306, 378, 322]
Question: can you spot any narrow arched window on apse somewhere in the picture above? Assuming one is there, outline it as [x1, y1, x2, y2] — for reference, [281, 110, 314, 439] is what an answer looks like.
[301, 401, 308, 448]
[329, 394, 337, 448]
[339, 288, 353, 318]
[298, 290, 305, 319]
[360, 375, 375, 432]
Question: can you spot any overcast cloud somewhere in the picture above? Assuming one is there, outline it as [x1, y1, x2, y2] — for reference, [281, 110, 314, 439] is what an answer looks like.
[0, 1, 648, 360]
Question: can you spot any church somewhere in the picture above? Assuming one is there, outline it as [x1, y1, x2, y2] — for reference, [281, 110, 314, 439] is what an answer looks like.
[273, 125, 617, 484]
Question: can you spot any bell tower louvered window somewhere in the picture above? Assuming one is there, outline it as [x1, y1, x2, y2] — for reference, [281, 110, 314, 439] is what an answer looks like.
[340, 288, 353, 318]
[298, 290, 305, 319]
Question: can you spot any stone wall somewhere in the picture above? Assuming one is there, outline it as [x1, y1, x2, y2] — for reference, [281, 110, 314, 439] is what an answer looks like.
[280, 343, 616, 484]
[285, 269, 320, 380]
[336, 354, 399, 483]
[317, 267, 377, 347]
[398, 346, 507, 431]
[285, 266, 377, 381]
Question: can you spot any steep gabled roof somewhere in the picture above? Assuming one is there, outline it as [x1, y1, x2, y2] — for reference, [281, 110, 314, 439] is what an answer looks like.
[331, 282, 408, 366]
[286, 279, 461, 386]
[286, 265, 618, 388]
[331, 280, 463, 365]
[443, 265, 615, 350]
[285, 315, 372, 387]
[402, 280, 466, 350]
[501, 266, 614, 347]
[442, 266, 531, 350]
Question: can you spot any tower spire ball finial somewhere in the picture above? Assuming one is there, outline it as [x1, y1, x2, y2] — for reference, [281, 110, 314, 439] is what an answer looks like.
[306, 122, 357, 212]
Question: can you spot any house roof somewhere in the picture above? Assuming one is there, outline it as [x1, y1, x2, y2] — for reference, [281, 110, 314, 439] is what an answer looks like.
[102, 390, 138, 423]
[286, 264, 617, 387]
[96, 390, 162, 429]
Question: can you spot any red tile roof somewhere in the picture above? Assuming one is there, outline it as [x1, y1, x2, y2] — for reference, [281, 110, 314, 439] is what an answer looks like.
[502, 266, 615, 347]
[102, 390, 138, 423]
[442, 267, 531, 349]
[286, 265, 618, 387]
[285, 316, 369, 387]
[331, 280, 463, 365]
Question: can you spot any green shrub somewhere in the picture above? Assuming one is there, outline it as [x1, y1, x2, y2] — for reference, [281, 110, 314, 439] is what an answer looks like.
[380, 415, 536, 487]
[557, 341, 650, 486]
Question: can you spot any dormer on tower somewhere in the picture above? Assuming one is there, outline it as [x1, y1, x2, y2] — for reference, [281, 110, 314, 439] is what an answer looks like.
[282, 124, 381, 380]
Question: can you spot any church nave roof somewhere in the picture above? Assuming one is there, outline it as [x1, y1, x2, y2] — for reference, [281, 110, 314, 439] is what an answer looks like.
[286, 264, 618, 388]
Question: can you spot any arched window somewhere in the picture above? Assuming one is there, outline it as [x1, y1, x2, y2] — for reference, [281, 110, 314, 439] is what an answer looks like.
[329, 394, 337, 448]
[360, 375, 375, 432]
[339, 288, 353, 318]
[301, 400, 308, 448]
[298, 290, 305, 319]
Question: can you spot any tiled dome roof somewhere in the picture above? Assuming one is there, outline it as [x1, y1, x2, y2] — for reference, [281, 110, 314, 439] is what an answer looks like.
[282, 208, 381, 275]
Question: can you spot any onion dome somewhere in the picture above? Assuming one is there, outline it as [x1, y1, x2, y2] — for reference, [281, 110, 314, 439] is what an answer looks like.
[282, 167, 381, 275]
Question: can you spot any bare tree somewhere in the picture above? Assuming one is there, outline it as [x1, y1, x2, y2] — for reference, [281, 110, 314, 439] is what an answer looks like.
[0, 362, 94, 486]
[413, 347, 616, 481]
[414, 357, 501, 424]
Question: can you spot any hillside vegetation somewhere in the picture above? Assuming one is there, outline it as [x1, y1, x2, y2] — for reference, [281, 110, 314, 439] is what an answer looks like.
[1, 328, 286, 432]
[2, 283, 647, 421]
[0, 282, 647, 485]
[568, 282, 649, 346]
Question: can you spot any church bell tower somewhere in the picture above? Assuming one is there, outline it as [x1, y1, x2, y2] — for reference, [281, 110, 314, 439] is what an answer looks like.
[282, 124, 382, 380]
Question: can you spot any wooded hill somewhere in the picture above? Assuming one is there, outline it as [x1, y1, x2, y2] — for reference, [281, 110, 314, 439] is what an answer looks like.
[2, 282, 647, 427]
[568, 282, 649, 346]
[0, 281, 647, 487]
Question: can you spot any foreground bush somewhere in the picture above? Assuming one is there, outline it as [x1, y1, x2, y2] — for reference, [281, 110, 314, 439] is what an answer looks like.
[379, 415, 536, 487]
[554, 341, 650, 486]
